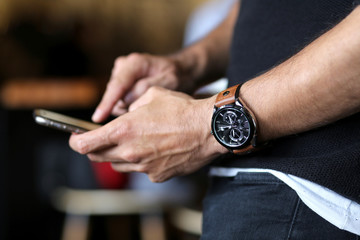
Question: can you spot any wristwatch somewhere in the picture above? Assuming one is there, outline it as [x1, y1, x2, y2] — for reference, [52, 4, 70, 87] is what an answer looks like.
[211, 84, 258, 154]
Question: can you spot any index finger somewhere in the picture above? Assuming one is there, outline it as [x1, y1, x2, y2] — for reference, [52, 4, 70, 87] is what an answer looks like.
[92, 80, 127, 123]
[92, 55, 149, 122]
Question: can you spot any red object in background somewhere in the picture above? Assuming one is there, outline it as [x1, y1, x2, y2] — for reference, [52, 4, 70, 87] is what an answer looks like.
[91, 162, 128, 189]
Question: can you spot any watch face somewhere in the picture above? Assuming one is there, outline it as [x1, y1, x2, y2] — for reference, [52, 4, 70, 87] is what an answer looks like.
[212, 106, 253, 149]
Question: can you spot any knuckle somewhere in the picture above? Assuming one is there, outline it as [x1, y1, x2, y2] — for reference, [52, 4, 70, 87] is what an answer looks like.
[149, 174, 165, 183]
[110, 163, 121, 172]
[137, 80, 151, 91]
[136, 164, 148, 173]
[77, 140, 89, 155]
[114, 53, 145, 70]
[87, 153, 99, 162]
[121, 149, 139, 163]
[147, 86, 162, 95]
[108, 121, 131, 142]
[114, 56, 125, 67]
[127, 52, 142, 63]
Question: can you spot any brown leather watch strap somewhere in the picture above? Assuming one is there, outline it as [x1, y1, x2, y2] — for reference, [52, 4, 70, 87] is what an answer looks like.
[233, 144, 255, 155]
[214, 84, 239, 108]
[213, 84, 259, 154]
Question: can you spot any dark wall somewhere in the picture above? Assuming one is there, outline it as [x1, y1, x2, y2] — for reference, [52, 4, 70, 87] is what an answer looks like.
[0, 108, 8, 239]
[4, 109, 98, 240]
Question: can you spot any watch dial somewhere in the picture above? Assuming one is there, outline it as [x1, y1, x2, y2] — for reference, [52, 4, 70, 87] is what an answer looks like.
[212, 107, 252, 148]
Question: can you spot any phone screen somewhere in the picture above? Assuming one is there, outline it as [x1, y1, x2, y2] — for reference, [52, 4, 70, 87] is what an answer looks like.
[33, 109, 101, 133]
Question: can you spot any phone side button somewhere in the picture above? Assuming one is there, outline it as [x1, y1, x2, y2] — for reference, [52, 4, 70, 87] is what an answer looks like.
[50, 121, 62, 129]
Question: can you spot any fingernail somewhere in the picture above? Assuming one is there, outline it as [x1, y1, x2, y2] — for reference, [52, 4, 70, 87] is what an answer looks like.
[92, 109, 102, 122]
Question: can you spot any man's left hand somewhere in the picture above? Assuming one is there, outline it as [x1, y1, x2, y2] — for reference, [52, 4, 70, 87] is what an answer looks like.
[69, 87, 226, 182]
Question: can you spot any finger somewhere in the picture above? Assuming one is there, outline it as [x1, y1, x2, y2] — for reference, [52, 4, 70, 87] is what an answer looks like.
[92, 56, 148, 122]
[86, 146, 130, 163]
[111, 162, 146, 173]
[111, 100, 128, 116]
[111, 108, 127, 117]
[92, 80, 127, 123]
[69, 125, 116, 155]
[124, 71, 177, 105]
[87, 151, 127, 163]
[123, 79, 151, 105]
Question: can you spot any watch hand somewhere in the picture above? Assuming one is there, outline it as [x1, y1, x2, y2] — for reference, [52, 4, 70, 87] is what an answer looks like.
[217, 124, 232, 131]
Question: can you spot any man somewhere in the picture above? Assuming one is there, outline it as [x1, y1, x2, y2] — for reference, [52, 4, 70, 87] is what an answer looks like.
[70, 0, 360, 238]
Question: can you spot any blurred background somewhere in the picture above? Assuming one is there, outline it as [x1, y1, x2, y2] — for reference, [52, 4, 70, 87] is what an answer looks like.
[0, 0, 234, 239]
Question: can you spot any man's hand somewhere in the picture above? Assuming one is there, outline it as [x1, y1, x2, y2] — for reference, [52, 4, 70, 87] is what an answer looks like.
[92, 54, 185, 123]
[91, 2, 239, 123]
[70, 87, 227, 182]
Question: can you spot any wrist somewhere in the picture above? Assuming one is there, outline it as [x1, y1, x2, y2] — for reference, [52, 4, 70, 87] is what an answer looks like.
[211, 84, 263, 154]
[168, 45, 208, 93]
[206, 96, 230, 156]
[195, 95, 228, 158]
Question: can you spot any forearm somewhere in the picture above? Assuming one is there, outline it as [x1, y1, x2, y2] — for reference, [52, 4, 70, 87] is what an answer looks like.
[241, 6, 360, 142]
[170, 1, 240, 92]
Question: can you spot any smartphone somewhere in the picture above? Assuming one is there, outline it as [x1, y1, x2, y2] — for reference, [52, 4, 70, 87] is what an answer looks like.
[33, 109, 101, 133]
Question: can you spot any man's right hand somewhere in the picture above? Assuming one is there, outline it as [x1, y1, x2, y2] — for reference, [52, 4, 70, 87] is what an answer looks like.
[92, 53, 183, 123]
[91, 1, 239, 123]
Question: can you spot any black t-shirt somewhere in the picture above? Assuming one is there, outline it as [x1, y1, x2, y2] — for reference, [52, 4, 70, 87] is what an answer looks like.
[221, 0, 360, 203]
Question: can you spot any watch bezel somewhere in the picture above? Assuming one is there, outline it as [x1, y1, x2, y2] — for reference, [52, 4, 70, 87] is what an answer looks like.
[211, 104, 255, 150]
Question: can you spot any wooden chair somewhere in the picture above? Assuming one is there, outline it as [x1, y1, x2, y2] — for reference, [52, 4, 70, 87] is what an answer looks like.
[170, 207, 202, 237]
[52, 187, 166, 240]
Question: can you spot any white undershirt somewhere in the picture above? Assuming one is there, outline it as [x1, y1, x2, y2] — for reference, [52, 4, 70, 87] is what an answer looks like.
[209, 167, 360, 235]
